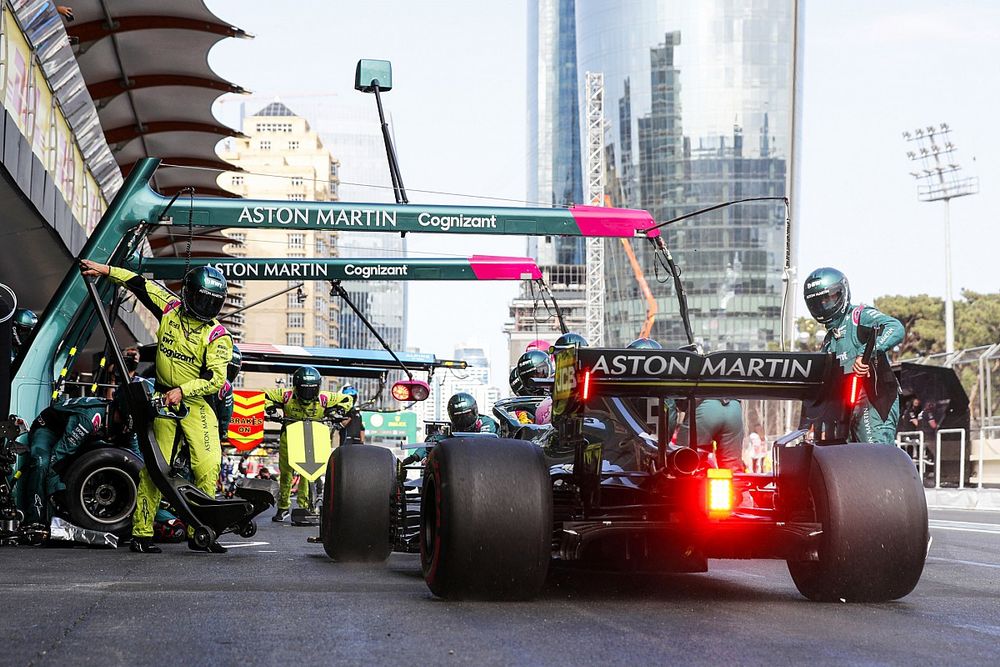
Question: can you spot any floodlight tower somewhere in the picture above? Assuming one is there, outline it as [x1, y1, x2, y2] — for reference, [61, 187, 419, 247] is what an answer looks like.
[903, 123, 979, 354]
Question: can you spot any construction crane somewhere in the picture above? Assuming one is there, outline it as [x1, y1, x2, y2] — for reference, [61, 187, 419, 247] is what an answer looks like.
[584, 72, 605, 346]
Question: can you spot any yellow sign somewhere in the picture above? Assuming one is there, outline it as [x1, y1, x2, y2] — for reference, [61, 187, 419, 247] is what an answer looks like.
[285, 420, 333, 482]
[228, 390, 266, 451]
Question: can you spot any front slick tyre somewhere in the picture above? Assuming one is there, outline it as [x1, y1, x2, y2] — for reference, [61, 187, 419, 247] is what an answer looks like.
[322, 444, 395, 562]
[421, 438, 551, 601]
[788, 443, 928, 602]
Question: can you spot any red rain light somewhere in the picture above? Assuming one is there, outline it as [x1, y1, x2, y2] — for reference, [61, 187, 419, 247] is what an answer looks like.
[706, 467, 733, 517]
[581, 369, 592, 401]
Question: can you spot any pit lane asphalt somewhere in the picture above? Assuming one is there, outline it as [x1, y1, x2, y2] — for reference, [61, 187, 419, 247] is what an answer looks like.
[0, 507, 997, 666]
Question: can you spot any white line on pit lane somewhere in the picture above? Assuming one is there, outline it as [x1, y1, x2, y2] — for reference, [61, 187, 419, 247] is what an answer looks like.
[927, 556, 1000, 570]
[929, 519, 1000, 535]
[217, 541, 270, 549]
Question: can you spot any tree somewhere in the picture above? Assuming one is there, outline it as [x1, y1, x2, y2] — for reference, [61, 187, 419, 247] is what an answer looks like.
[955, 291, 1000, 349]
[873, 294, 945, 358]
[870, 291, 1000, 357]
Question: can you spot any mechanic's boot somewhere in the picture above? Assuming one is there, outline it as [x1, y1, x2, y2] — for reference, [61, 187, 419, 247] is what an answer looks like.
[272, 508, 289, 522]
[187, 538, 228, 554]
[130, 537, 162, 554]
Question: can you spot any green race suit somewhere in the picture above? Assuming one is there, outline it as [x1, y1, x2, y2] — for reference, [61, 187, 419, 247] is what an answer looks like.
[108, 267, 233, 538]
[676, 399, 745, 472]
[264, 389, 353, 511]
[23, 398, 139, 524]
[822, 303, 905, 444]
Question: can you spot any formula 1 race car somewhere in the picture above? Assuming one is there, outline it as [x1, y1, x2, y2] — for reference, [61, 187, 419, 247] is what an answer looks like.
[324, 344, 928, 602]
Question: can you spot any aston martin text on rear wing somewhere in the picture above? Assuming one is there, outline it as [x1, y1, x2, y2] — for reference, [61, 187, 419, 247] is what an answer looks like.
[554, 347, 836, 402]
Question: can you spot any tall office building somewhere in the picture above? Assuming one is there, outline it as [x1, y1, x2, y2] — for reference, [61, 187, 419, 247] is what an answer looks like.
[316, 97, 407, 358]
[219, 101, 342, 390]
[508, 0, 586, 364]
[577, 0, 800, 350]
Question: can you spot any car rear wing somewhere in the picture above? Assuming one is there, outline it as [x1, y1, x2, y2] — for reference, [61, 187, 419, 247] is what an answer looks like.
[553, 346, 836, 404]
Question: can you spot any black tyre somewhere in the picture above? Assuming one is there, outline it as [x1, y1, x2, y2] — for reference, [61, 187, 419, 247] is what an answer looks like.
[420, 438, 552, 600]
[787, 444, 928, 602]
[63, 448, 142, 535]
[321, 444, 396, 562]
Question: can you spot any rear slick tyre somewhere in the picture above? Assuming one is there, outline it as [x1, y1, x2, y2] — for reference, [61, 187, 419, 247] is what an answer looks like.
[787, 443, 928, 602]
[420, 438, 551, 601]
[321, 444, 395, 562]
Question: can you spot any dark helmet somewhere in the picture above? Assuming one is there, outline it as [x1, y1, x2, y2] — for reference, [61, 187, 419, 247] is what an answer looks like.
[554, 332, 588, 348]
[227, 345, 242, 382]
[509, 367, 526, 396]
[447, 392, 479, 431]
[292, 366, 322, 402]
[11, 308, 37, 346]
[515, 349, 553, 395]
[804, 267, 850, 325]
[627, 337, 662, 350]
[181, 266, 228, 322]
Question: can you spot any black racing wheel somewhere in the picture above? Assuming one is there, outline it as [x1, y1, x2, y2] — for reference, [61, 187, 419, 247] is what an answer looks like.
[420, 437, 551, 600]
[63, 448, 142, 535]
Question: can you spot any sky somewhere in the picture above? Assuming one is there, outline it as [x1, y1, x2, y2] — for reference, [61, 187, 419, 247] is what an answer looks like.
[206, 0, 1000, 382]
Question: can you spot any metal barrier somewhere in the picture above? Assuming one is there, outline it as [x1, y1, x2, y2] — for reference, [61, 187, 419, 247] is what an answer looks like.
[935, 428, 967, 489]
[896, 430, 927, 478]
[976, 425, 1000, 490]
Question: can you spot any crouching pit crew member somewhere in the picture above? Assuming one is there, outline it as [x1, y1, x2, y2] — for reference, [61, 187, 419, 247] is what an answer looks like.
[81, 260, 233, 554]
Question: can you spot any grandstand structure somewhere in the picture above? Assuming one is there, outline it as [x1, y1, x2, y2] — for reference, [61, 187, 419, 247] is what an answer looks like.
[0, 1, 247, 342]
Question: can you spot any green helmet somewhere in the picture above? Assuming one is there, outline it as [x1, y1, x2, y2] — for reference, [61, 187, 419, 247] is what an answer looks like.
[11, 308, 37, 347]
[555, 332, 588, 348]
[292, 365, 322, 402]
[515, 349, 553, 395]
[627, 337, 662, 350]
[447, 392, 479, 431]
[804, 267, 850, 325]
[509, 367, 526, 396]
[181, 266, 228, 322]
[227, 345, 242, 382]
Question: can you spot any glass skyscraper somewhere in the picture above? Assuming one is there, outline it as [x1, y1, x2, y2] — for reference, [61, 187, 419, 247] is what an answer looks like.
[509, 0, 587, 364]
[576, 0, 799, 350]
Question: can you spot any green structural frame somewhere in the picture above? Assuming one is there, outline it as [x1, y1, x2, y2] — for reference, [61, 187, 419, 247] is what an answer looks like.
[135, 256, 542, 282]
[11, 157, 657, 430]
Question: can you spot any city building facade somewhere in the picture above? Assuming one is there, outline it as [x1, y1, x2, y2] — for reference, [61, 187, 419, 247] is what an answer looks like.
[415, 346, 502, 433]
[219, 101, 342, 390]
[317, 96, 408, 404]
[576, 0, 800, 350]
[508, 0, 586, 364]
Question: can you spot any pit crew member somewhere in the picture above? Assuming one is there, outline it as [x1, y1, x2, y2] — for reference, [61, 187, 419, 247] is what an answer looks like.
[80, 260, 233, 554]
[804, 267, 904, 444]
